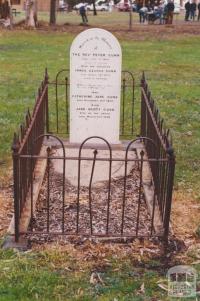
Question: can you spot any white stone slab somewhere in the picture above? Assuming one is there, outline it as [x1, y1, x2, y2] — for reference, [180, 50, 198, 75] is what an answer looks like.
[53, 148, 136, 187]
[70, 28, 122, 144]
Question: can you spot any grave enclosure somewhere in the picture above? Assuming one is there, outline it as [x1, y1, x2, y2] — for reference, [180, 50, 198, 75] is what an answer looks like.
[10, 29, 175, 244]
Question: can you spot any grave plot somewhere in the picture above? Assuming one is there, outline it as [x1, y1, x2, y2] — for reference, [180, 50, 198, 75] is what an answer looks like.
[28, 145, 152, 242]
[9, 28, 175, 245]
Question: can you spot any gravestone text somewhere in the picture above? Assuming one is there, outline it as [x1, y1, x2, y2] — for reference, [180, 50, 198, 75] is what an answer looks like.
[70, 28, 122, 144]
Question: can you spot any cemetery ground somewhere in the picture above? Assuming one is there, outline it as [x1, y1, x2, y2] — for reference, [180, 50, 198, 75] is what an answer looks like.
[0, 27, 200, 300]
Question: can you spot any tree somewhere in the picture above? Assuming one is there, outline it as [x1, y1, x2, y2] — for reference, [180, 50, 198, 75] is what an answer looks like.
[129, 0, 132, 30]
[25, 0, 38, 28]
[92, 0, 97, 16]
[0, 0, 12, 28]
[50, 0, 56, 25]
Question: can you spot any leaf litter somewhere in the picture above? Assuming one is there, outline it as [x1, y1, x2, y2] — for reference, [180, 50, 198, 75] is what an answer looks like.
[27, 159, 152, 244]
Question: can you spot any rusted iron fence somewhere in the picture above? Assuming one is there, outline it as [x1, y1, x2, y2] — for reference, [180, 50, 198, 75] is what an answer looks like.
[12, 70, 49, 241]
[19, 135, 170, 240]
[141, 73, 175, 238]
[12, 70, 175, 242]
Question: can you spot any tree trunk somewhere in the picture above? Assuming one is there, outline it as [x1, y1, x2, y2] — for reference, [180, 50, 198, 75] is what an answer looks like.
[92, 0, 97, 16]
[0, 0, 12, 28]
[129, 0, 132, 30]
[25, 0, 38, 28]
[50, 0, 56, 25]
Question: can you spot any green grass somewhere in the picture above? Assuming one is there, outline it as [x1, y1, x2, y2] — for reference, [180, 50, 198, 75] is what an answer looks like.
[0, 30, 200, 193]
[1, 243, 200, 301]
[1, 245, 199, 301]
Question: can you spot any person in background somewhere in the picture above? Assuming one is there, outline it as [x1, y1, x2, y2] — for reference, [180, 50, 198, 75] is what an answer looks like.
[163, 2, 169, 22]
[139, 5, 148, 23]
[157, 0, 166, 24]
[166, 0, 174, 24]
[79, 2, 88, 24]
[137, 2, 142, 22]
[190, 0, 197, 20]
[185, 0, 191, 21]
[109, 0, 114, 12]
[198, 1, 200, 20]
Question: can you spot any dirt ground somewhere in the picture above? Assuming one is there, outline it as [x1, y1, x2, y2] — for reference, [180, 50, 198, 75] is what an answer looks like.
[0, 177, 13, 237]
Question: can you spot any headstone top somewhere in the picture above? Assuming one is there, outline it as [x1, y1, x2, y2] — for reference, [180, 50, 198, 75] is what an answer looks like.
[70, 28, 121, 53]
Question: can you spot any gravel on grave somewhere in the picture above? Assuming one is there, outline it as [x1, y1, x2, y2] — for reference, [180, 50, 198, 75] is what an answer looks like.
[28, 156, 152, 243]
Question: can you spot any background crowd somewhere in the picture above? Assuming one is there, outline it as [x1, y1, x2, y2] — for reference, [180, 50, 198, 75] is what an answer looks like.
[136, 0, 200, 24]
[185, 0, 200, 21]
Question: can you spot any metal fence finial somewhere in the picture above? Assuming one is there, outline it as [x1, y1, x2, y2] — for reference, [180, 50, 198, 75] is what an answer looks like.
[45, 68, 49, 84]
[12, 132, 20, 153]
[26, 110, 30, 127]
[166, 146, 174, 157]
[141, 71, 145, 87]
[27, 108, 31, 120]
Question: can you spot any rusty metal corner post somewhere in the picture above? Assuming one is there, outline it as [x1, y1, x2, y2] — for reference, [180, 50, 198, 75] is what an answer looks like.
[164, 147, 176, 241]
[12, 133, 20, 242]
[45, 68, 50, 135]
[140, 72, 146, 138]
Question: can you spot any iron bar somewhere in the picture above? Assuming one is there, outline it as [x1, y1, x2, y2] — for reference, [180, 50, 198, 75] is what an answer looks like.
[62, 146, 66, 234]
[30, 155, 33, 231]
[88, 149, 98, 235]
[12, 134, 20, 242]
[164, 149, 175, 240]
[136, 150, 144, 236]
[122, 78, 125, 136]
[23, 231, 164, 238]
[45, 75, 49, 134]
[121, 153, 128, 235]
[55, 69, 69, 134]
[47, 147, 50, 233]
[77, 155, 81, 234]
[65, 77, 69, 134]
[18, 155, 168, 162]
[131, 78, 135, 134]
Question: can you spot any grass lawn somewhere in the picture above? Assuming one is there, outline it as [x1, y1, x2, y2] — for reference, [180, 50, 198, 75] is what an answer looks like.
[0, 27, 200, 301]
[0, 240, 199, 301]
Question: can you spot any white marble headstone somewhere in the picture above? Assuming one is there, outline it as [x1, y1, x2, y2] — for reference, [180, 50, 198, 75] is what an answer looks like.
[70, 28, 122, 144]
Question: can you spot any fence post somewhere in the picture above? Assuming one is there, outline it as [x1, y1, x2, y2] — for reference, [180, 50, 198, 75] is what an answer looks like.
[45, 68, 49, 134]
[140, 72, 146, 137]
[164, 147, 175, 241]
[12, 133, 20, 242]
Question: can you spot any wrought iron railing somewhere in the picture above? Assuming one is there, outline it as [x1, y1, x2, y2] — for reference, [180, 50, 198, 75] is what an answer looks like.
[21, 136, 168, 240]
[12, 70, 48, 241]
[140, 72, 175, 238]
